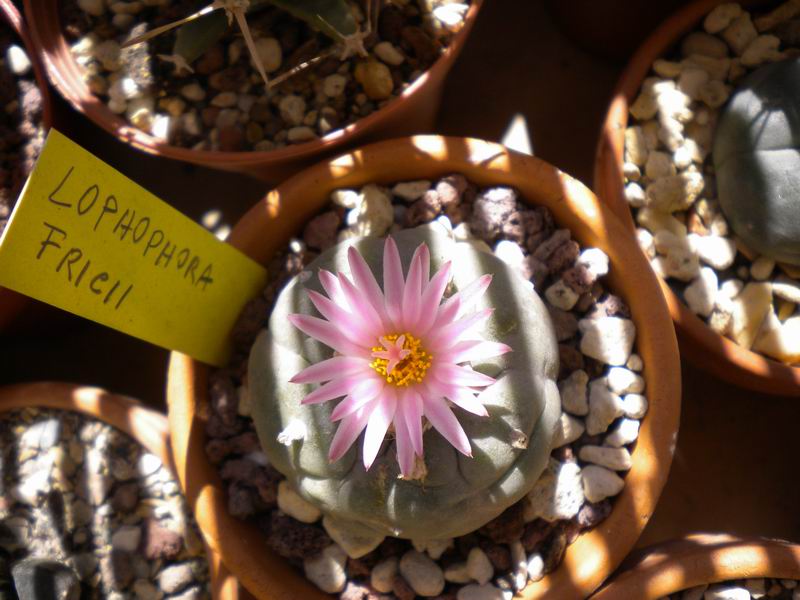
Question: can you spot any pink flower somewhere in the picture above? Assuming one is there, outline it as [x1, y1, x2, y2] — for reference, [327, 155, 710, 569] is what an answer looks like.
[288, 237, 511, 477]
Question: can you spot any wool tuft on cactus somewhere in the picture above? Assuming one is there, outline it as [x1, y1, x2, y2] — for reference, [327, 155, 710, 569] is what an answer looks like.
[249, 225, 561, 549]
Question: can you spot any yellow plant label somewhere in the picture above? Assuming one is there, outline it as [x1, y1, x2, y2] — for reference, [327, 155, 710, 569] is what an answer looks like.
[0, 130, 268, 366]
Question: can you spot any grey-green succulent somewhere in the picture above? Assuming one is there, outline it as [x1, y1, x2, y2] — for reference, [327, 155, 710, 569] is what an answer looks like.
[249, 225, 560, 554]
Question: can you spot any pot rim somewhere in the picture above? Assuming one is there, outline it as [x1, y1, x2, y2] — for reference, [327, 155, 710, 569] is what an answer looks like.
[591, 533, 800, 599]
[167, 135, 682, 600]
[23, 0, 481, 167]
[0, 381, 242, 600]
[592, 0, 800, 396]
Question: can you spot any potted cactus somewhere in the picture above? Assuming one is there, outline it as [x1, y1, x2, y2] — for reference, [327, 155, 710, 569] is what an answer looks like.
[594, 0, 800, 395]
[23, 0, 481, 182]
[592, 534, 800, 599]
[167, 136, 681, 599]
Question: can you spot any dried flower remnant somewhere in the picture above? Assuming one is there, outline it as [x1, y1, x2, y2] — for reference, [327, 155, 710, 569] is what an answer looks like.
[288, 236, 510, 476]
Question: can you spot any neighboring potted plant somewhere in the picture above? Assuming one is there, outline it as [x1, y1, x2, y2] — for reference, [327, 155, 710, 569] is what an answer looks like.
[0, 382, 246, 599]
[23, 0, 481, 183]
[167, 136, 681, 599]
[0, 0, 54, 331]
[594, 0, 800, 396]
[591, 534, 800, 599]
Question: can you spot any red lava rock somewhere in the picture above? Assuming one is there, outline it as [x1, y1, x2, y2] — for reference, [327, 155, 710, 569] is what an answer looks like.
[254, 466, 282, 506]
[228, 431, 261, 455]
[558, 345, 584, 379]
[142, 518, 183, 560]
[195, 44, 225, 75]
[266, 513, 330, 560]
[109, 482, 139, 513]
[406, 190, 442, 226]
[227, 481, 257, 519]
[378, 5, 405, 44]
[542, 527, 568, 572]
[401, 26, 440, 64]
[303, 211, 341, 250]
[340, 580, 392, 600]
[577, 500, 613, 530]
[209, 66, 248, 92]
[477, 502, 525, 544]
[484, 544, 512, 571]
[347, 557, 372, 578]
[436, 174, 467, 208]
[392, 574, 416, 600]
[521, 519, 554, 553]
[547, 306, 578, 342]
[470, 187, 518, 241]
[205, 439, 231, 464]
[562, 264, 596, 294]
[201, 107, 221, 128]
[588, 294, 632, 319]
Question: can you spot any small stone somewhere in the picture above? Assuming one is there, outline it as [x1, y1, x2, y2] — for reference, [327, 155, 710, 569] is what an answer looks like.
[371, 557, 398, 593]
[745, 579, 766, 598]
[6, 45, 31, 75]
[158, 563, 193, 595]
[552, 413, 585, 448]
[685, 267, 719, 318]
[678, 67, 710, 100]
[773, 276, 800, 303]
[625, 126, 648, 166]
[605, 418, 641, 447]
[303, 211, 340, 251]
[133, 579, 160, 600]
[681, 32, 729, 58]
[582, 465, 625, 502]
[645, 151, 675, 179]
[277, 481, 321, 523]
[210, 92, 237, 108]
[142, 518, 182, 560]
[466, 547, 494, 585]
[527, 553, 545, 582]
[180, 83, 205, 102]
[579, 445, 633, 471]
[627, 354, 644, 372]
[704, 3, 742, 33]
[586, 378, 625, 435]
[21, 418, 60, 449]
[578, 317, 637, 366]
[94, 39, 122, 71]
[375, 41, 405, 65]
[653, 59, 683, 77]
[682, 584, 709, 600]
[606, 367, 645, 395]
[304, 544, 347, 594]
[253, 37, 282, 73]
[494, 239, 526, 269]
[698, 80, 731, 108]
[741, 34, 782, 66]
[578, 248, 609, 278]
[322, 74, 347, 97]
[750, 256, 775, 280]
[355, 184, 394, 237]
[753, 313, 800, 364]
[637, 228, 656, 258]
[646, 172, 704, 213]
[112, 524, 142, 552]
[78, 0, 106, 15]
[625, 182, 646, 207]
[524, 459, 584, 522]
[287, 126, 317, 143]
[622, 394, 648, 419]
[722, 13, 758, 55]
[545, 279, 579, 311]
[637, 207, 687, 238]
[279, 95, 306, 126]
[398, 551, 445, 597]
[690, 234, 737, 270]
[457, 584, 505, 600]
[12, 558, 80, 600]
[354, 60, 394, 100]
[444, 562, 471, 583]
[704, 585, 750, 600]
[559, 370, 589, 416]
[730, 282, 773, 349]
[392, 180, 431, 202]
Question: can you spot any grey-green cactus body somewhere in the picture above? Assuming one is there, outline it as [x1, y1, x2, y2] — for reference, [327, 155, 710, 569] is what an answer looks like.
[249, 226, 560, 549]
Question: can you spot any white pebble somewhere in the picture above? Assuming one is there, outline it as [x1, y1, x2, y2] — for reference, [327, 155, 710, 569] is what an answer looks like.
[374, 41, 405, 65]
[399, 551, 445, 597]
[111, 525, 141, 552]
[579, 445, 633, 471]
[690, 234, 737, 270]
[773, 276, 800, 303]
[287, 126, 317, 143]
[277, 481, 321, 523]
[304, 544, 347, 593]
[322, 74, 347, 98]
[626, 353, 644, 372]
[494, 239, 526, 270]
[6, 45, 30, 75]
[622, 394, 649, 419]
[559, 370, 589, 416]
[741, 34, 781, 67]
[457, 584, 505, 600]
[355, 184, 394, 236]
[637, 228, 656, 258]
[750, 256, 775, 280]
[578, 248, 609, 278]
[578, 317, 637, 366]
[524, 459, 584, 522]
[625, 182, 646, 207]
[645, 151, 675, 179]
[582, 465, 625, 502]
[434, 2, 469, 28]
[509, 541, 527, 591]
[607, 367, 645, 395]
[392, 180, 430, 202]
[545, 279, 579, 310]
[78, 0, 106, 16]
[527, 553, 545, 582]
[180, 83, 205, 102]
[587, 379, 624, 435]
[684, 267, 719, 318]
[371, 557, 398, 593]
[253, 37, 282, 73]
[605, 418, 641, 447]
[279, 95, 306, 126]
[704, 3, 741, 34]
[704, 585, 750, 600]
[444, 562, 471, 584]
[552, 412, 585, 448]
[466, 547, 494, 585]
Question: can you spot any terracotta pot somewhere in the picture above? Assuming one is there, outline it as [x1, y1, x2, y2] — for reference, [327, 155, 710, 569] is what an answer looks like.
[591, 534, 800, 599]
[0, 381, 246, 600]
[593, 0, 800, 396]
[166, 136, 682, 599]
[23, 1, 481, 183]
[0, 0, 55, 331]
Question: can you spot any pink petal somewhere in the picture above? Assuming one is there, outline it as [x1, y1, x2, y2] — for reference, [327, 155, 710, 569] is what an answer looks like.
[383, 236, 405, 329]
[318, 269, 349, 309]
[428, 308, 494, 352]
[393, 402, 415, 477]
[339, 274, 384, 340]
[435, 294, 460, 328]
[432, 363, 496, 388]
[436, 274, 492, 326]
[402, 388, 424, 456]
[438, 340, 512, 364]
[290, 356, 370, 384]
[330, 378, 385, 421]
[307, 290, 375, 347]
[415, 261, 452, 336]
[422, 391, 472, 457]
[362, 387, 398, 470]
[329, 402, 374, 462]
[401, 245, 429, 331]
[426, 380, 488, 417]
[348, 245, 390, 328]
[288, 314, 367, 357]
[301, 376, 361, 405]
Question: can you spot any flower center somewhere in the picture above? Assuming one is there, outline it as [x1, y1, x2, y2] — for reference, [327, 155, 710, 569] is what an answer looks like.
[370, 333, 432, 387]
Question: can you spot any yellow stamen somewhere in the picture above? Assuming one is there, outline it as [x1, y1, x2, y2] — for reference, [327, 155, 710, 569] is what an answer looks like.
[370, 333, 432, 387]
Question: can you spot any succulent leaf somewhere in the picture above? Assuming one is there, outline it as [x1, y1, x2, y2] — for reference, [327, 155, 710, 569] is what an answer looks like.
[268, 0, 359, 40]
[173, 9, 230, 64]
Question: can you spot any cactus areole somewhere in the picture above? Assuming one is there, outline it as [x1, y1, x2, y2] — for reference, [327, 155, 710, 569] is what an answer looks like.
[249, 226, 560, 546]
[713, 57, 800, 265]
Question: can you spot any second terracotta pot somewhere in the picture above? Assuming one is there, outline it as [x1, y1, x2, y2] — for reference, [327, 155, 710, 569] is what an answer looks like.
[167, 136, 681, 599]
[593, 0, 800, 396]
